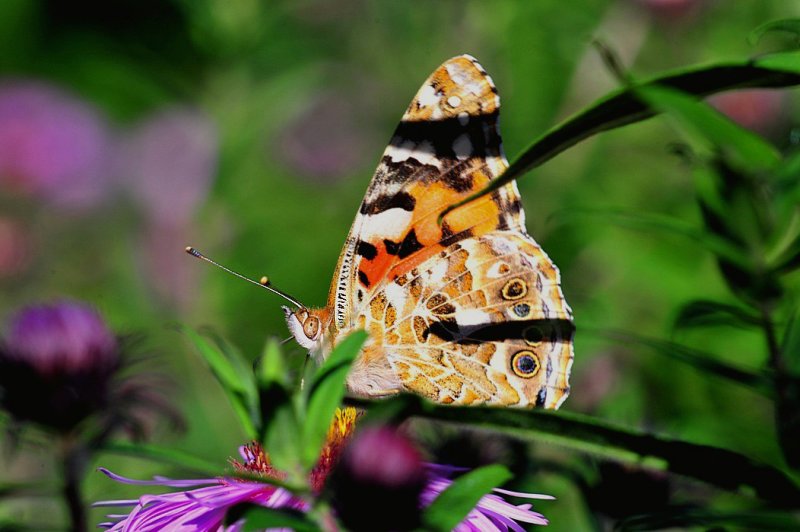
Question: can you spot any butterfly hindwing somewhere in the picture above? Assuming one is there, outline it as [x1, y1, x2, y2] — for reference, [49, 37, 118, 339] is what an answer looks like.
[350, 232, 573, 408]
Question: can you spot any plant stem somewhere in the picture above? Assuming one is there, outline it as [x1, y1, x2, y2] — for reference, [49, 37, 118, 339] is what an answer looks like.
[61, 437, 87, 532]
[759, 305, 784, 373]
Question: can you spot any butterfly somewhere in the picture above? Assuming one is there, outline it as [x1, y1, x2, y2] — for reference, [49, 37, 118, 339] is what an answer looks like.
[284, 55, 574, 408]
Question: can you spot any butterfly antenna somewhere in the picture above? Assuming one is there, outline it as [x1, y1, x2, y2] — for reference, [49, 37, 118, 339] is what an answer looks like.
[185, 246, 303, 308]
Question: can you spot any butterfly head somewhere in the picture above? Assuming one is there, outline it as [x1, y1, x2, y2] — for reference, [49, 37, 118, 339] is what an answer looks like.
[284, 306, 326, 350]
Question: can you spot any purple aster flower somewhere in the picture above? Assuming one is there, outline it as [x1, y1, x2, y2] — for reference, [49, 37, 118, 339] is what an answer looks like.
[96, 463, 550, 531]
[95, 468, 309, 531]
[97, 409, 552, 530]
[0, 300, 120, 431]
[0, 80, 113, 208]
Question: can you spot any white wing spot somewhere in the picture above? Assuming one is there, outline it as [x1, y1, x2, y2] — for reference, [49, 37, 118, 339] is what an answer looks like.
[447, 95, 462, 107]
[361, 208, 413, 241]
[453, 134, 472, 160]
[417, 84, 440, 108]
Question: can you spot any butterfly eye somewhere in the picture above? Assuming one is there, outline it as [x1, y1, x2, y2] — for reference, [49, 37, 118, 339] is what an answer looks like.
[303, 316, 321, 339]
[511, 350, 540, 378]
[501, 278, 528, 300]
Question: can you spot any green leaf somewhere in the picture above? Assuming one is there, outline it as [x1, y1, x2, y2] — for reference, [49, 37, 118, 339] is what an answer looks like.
[562, 207, 751, 269]
[346, 397, 800, 506]
[99, 441, 222, 476]
[422, 464, 513, 532]
[635, 84, 780, 174]
[224, 503, 319, 532]
[255, 337, 288, 389]
[439, 51, 800, 222]
[595, 329, 774, 397]
[180, 326, 258, 439]
[673, 299, 762, 330]
[301, 330, 367, 468]
[777, 310, 800, 469]
[749, 18, 800, 46]
[359, 392, 425, 427]
[260, 387, 304, 477]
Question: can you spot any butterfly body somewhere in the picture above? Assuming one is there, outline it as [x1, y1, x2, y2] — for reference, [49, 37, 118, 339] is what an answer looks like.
[287, 55, 574, 409]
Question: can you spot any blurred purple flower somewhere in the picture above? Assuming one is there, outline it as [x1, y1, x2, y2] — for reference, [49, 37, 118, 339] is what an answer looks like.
[278, 92, 368, 182]
[0, 80, 113, 208]
[0, 300, 119, 431]
[329, 426, 427, 531]
[634, 0, 705, 21]
[708, 89, 789, 137]
[0, 216, 33, 278]
[118, 106, 217, 226]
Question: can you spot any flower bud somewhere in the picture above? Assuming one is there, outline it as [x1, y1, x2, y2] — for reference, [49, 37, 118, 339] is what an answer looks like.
[328, 426, 426, 532]
[0, 301, 119, 431]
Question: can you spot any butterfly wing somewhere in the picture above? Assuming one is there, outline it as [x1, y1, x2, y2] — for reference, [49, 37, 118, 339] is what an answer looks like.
[326, 55, 523, 329]
[353, 232, 573, 408]
[326, 55, 573, 408]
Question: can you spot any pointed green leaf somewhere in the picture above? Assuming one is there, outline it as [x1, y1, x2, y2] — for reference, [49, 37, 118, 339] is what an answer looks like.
[439, 51, 800, 222]
[301, 330, 367, 468]
[205, 331, 259, 403]
[180, 326, 258, 439]
[422, 465, 513, 532]
[260, 387, 304, 477]
[256, 337, 288, 389]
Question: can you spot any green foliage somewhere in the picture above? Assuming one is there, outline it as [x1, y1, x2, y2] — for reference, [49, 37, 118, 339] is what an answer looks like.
[4, 4, 800, 530]
[348, 395, 800, 506]
[440, 49, 800, 222]
[224, 503, 319, 532]
[421, 465, 513, 532]
[183, 328, 367, 484]
[180, 326, 260, 440]
[301, 330, 367, 468]
[750, 18, 800, 46]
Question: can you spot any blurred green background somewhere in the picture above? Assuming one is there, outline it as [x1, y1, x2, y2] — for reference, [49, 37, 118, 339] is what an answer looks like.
[1, 0, 799, 529]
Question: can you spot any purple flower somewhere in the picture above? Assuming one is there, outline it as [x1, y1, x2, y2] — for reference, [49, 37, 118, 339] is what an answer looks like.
[97, 439, 551, 531]
[708, 89, 789, 137]
[0, 80, 113, 208]
[95, 468, 309, 531]
[277, 92, 368, 183]
[117, 106, 217, 226]
[0, 300, 120, 430]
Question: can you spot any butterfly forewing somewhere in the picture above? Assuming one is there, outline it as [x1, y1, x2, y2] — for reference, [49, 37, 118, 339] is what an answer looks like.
[318, 55, 573, 408]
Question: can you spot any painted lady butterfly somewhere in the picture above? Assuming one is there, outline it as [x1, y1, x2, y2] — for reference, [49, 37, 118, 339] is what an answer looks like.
[283, 55, 574, 409]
